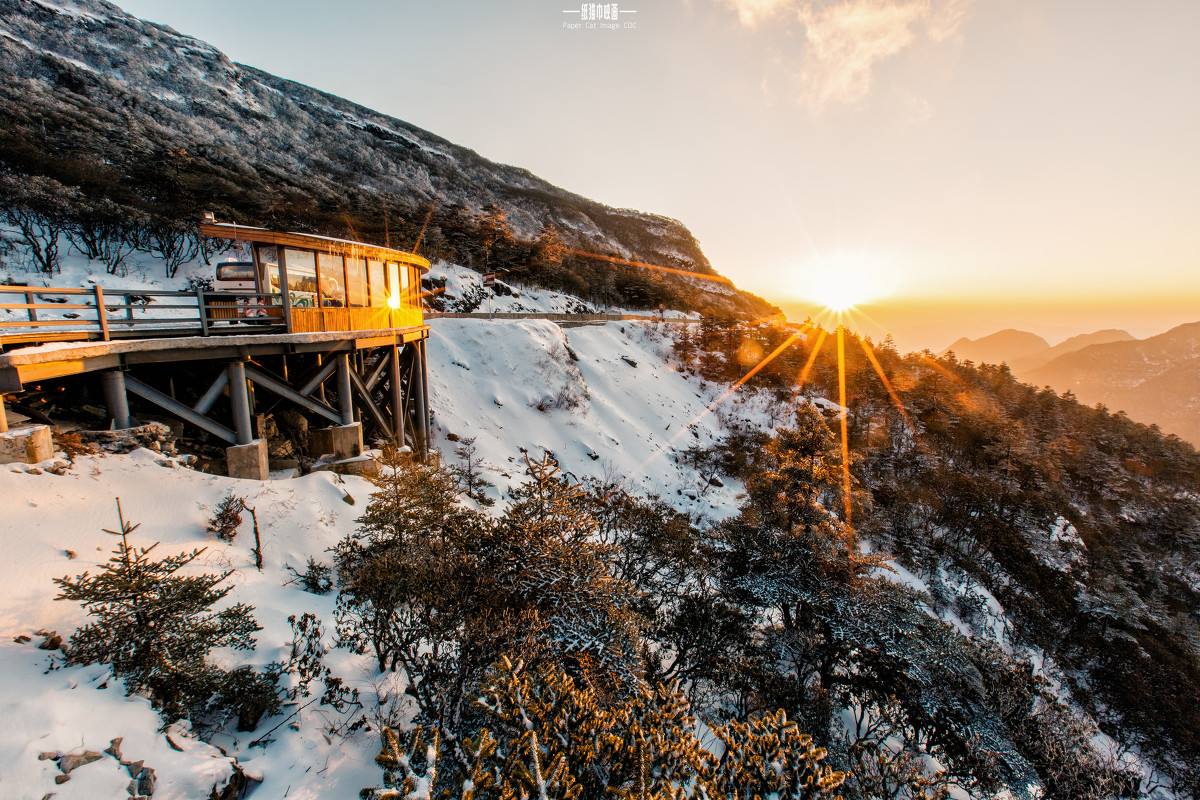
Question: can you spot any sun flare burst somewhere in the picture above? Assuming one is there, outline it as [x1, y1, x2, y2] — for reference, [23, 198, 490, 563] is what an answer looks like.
[797, 251, 896, 316]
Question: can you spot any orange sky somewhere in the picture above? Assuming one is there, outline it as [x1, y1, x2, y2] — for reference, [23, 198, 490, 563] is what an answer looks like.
[780, 295, 1200, 353]
[118, 0, 1200, 352]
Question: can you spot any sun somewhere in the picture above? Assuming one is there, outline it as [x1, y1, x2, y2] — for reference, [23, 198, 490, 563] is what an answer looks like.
[809, 280, 871, 312]
[796, 251, 896, 314]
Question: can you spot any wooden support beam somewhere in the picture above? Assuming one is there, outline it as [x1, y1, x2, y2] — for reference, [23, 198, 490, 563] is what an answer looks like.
[296, 357, 339, 397]
[314, 354, 327, 403]
[414, 339, 430, 458]
[365, 350, 389, 392]
[243, 365, 341, 425]
[402, 346, 416, 447]
[125, 375, 236, 444]
[347, 366, 391, 436]
[390, 344, 404, 444]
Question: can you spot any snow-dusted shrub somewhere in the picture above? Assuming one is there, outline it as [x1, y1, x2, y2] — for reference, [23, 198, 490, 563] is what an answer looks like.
[538, 338, 588, 411]
[207, 493, 245, 541]
[285, 557, 334, 594]
[137, 222, 199, 278]
[447, 436, 494, 506]
[363, 655, 845, 799]
[214, 665, 281, 733]
[0, 173, 77, 274]
[336, 450, 647, 764]
[64, 200, 142, 275]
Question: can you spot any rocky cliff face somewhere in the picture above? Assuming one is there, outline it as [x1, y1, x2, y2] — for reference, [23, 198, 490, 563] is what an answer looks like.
[0, 0, 774, 318]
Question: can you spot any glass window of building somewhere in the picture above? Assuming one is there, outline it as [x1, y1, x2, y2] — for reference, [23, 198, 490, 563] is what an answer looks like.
[406, 266, 420, 306]
[368, 259, 386, 306]
[255, 245, 282, 294]
[387, 263, 401, 307]
[317, 253, 346, 307]
[284, 249, 318, 308]
[345, 257, 369, 307]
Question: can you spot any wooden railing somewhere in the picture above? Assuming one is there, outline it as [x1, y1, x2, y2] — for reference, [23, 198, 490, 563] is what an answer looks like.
[0, 284, 431, 349]
[0, 286, 288, 347]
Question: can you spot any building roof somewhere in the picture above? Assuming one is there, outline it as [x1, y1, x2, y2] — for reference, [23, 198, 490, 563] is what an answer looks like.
[198, 222, 431, 271]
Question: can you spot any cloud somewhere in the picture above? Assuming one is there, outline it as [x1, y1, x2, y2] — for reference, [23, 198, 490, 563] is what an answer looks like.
[925, 0, 970, 41]
[795, 0, 929, 108]
[724, 0, 971, 110]
[724, 0, 794, 27]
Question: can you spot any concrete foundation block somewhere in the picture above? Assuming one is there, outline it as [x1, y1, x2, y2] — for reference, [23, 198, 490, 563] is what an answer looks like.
[310, 423, 363, 460]
[0, 425, 54, 465]
[226, 439, 269, 480]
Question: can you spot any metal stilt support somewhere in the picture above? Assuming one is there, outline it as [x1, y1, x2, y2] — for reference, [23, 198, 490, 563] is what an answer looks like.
[227, 360, 253, 446]
[337, 353, 355, 426]
[390, 344, 405, 445]
[413, 340, 430, 459]
[100, 369, 132, 429]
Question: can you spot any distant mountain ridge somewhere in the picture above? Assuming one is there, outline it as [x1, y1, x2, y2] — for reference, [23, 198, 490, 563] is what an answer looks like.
[1027, 322, 1200, 445]
[946, 324, 1198, 445]
[944, 328, 1136, 373]
[944, 329, 1051, 368]
[0, 0, 774, 318]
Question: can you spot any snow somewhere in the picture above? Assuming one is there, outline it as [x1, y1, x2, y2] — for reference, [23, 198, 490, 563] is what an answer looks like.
[0, 449, 386, 798]
[0, 315, 788, 797]
[427, 318, 788, 521]
[428, 262, 594, 315]
[30, 0, 110, 23]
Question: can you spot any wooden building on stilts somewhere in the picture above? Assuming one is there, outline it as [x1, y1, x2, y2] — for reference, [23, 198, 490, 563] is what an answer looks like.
[0, 218, 432, 478]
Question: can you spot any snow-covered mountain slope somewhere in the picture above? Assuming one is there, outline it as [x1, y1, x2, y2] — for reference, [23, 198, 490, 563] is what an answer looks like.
[427, 318, 785, 521]
[1, 315, 1191, 797]
[0, 319, 785, 798]
[426, 262, 596, 315]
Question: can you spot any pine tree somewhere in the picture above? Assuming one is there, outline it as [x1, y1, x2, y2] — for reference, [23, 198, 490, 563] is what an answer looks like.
[449, 436, 494, 506]
[497, 454, 643, 688]
[335, 446, 485, 673]
[534, 224, 568, 267]
[478, 204, 513, 271]
[55, 499, 261, 722]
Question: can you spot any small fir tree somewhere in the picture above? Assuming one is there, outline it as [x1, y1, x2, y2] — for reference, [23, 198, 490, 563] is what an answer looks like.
[449, 436, 494, 506]
[55, 499, 261, 723]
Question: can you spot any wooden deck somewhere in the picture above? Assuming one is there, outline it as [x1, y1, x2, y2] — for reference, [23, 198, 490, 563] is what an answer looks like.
[0, 325, 428, 393]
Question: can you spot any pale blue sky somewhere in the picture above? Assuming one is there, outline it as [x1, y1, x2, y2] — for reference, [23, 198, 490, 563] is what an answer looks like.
[115, 0, 1200, 348]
